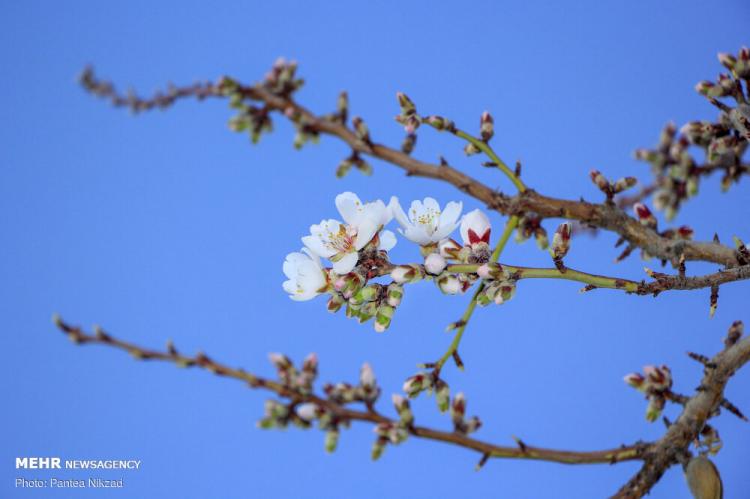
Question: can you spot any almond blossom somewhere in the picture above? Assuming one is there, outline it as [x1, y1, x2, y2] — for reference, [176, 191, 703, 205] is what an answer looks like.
[303, 192, 394, 274]
[282, 248, 329, 301]
[460, 209, 491, 247]
[388, 196, 462, 246]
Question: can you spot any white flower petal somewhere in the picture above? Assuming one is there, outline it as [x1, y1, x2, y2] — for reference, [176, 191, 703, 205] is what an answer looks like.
[400, 226, 432, 245]
[333, 251, 359, 274]
[422, 197, 440, 213]
[379, 230, 397, 251]
[389, 196, 411, 229]
[335, 192, 363, 226]
[302, 235, 334, 258]
[440, 201, 463, 227]
[354, 218, 378, 250]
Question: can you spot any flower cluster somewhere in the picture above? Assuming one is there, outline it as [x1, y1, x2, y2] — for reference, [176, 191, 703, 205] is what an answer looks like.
[623, 364, 673, 422]
[283, 191, 503, 331]
[634, 46, 749, 220]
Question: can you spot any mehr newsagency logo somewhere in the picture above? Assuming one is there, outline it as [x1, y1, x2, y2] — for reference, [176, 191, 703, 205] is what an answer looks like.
[15, 456, 141, 489]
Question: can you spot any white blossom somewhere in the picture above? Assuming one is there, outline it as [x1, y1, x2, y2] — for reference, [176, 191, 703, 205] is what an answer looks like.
[460, 209, 491, 247]
[389, 196, 462, 246]
[302, 192, 393, 274]
[282, 248, 328, 301]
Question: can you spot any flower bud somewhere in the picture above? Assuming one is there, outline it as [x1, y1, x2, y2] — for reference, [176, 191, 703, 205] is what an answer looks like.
[435, 380, 450, 413]
[351, 284, 381, 306]
[424, 252, 447, 275]
[695, 80, 719, 98]
[644, 364, 672, 391]
[438, 238, 462, 259]
[716, 73, 735, 96]
[437, 274, 462, 295]
[494, 283, 516, 305]
[451, 392, 466, 427]
[352, 116, 370, 142]
[426, 115, 453, 131]
[633, 203, 657, 229]
[358, 301, 378, 323]
[707, 135, 737, 164]
[684, 455, 723, 499]
[477, 263, 494, 279]
[327, 293, 346, 313]
[334, 272, 366, 299]
[390, 264, 424, 284]
[371, 437, 387, 460]
[463, 142, 481, 156]
[360, 362, 377, 389]
[374, 304, 395, 332]
[302, 352, 318, 374]
[633, 148, 660, 163]
[396, 92, 416, 114]
[550, 222, 572, 259]
[659, 121, 677, 149]
[392, 394, 414, 425]
[269, 353, 293, 371]
[735, 46, 750, 79]
[464, 416, 482, 434]
[645, 394, 666, 422]
[401, 132, 417, 154]
[613, 176, 638, 193]
[589, 169, 611, 193]
[324, 429, 339, 453]
[403, 373, 433, 398]
[623, 372, 646, 391]
[386, 282, 404, 307]
[729, 104, 750, 141]
[535, 228, 549, 250]
[480, 111, 494, 142]
[718, 52, 737, 71]
[336, 157, 353, 178]
[725, 320, 744, 347]
[296, 403, 319, 422]
[460, 209, 492, 248]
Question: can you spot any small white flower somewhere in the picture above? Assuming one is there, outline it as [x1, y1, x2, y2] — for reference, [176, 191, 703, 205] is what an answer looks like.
[424, 253, 447, 275]
[460, 209, 491, 247]
[389, 196, 462, 246]
[282, 248, 328, 301]
[302, 192, 392, 274]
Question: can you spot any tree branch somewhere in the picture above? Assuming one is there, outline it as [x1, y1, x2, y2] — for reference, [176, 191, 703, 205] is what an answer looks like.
[79, 68, 744, 269]
[52, 315, 648, 466]
[613, 332, 750, 498]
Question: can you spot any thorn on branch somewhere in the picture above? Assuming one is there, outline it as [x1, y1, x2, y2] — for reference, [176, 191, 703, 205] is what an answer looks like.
[475, 453, 491, 471]
[720, 398, 748, 421]
[687, 352, 717, 369]
[709, 285, 719, 318]
[512, 435, 527, 453]
[452, 350, 465, 370]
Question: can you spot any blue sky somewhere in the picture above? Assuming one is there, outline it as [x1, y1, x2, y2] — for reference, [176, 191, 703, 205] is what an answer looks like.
[1, 1, 748, 497]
